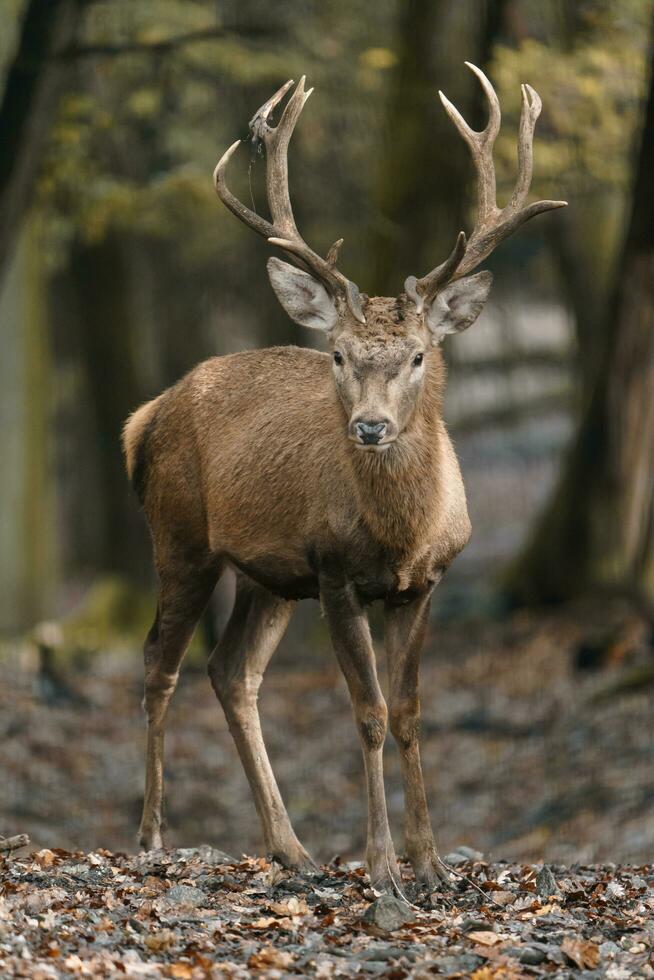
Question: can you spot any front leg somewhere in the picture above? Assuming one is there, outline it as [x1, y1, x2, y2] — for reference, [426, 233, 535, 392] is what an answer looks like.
[320, 579, 401, 894]
[385, 591, 450, 889]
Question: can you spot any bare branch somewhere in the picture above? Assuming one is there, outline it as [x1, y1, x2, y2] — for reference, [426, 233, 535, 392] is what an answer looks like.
[0, 834, 30, 853]
[58, 25, 271, 60]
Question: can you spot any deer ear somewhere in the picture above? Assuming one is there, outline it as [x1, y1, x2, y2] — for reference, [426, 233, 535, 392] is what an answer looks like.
[267, 257, 339, 333]
[424, 271, 493, 344]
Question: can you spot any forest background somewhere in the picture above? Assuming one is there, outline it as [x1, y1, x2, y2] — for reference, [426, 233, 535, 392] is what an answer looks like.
[0, 0, 652, 866]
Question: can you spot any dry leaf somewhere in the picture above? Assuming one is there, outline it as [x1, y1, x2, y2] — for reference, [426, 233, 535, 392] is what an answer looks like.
[468, 930, 503, 946]
[247, 946, 294, 969]
[249, 916, 278, 929]
[472, 968, 523, 980]
[145, 929, 174, 951]
[25, 887, 67, 913]
[493, 890, 517, 906]
[561, 936, 600, 970]
[33, 849, 56, 868]
[269, 896, 309, 917]
[169, 964, 194, 979]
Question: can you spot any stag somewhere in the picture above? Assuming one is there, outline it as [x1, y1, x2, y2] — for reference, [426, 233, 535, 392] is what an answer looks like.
[123, 64, 565, 892]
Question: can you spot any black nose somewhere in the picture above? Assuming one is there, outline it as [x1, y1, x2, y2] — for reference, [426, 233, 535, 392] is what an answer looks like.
[355, 420, 387, 445]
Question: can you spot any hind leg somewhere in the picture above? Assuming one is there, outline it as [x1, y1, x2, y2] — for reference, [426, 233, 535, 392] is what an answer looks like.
[139, 551, 220, 850]
[208, 575, 313, 869]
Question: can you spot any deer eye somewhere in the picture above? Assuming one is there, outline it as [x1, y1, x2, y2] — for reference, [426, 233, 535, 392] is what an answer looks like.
[412, 352, 424, 367]
[333, 351, 344, 366]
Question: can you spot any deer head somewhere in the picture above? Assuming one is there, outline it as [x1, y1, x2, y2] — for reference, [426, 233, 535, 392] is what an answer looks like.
[214, 67, 566, 452]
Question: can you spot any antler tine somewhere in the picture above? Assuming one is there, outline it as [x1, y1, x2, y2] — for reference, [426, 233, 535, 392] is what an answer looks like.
[439, 62, 501, 226]
[510, 83, 541, 211]
[214, 141, 276, 240]
[404, 231, 467, 312]
[214, 78, 365, 323]
[254, 75, 313, 240]
[410, 63, 567, 308]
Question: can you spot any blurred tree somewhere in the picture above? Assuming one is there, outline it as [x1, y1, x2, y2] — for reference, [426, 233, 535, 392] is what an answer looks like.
[0, 0, 82, 285]
[369, 0, 509, 296]
[30, 0, 400, 593]
[491, 1, 652, 381]
[507, 28, 654, 604]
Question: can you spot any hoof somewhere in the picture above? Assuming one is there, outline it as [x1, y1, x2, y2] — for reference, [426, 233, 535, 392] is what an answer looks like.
[138, 827, 164, 851]
[269, 841, 317, 873]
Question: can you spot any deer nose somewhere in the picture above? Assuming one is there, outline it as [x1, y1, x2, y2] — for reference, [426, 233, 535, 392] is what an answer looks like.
[355, 420, 387, 445]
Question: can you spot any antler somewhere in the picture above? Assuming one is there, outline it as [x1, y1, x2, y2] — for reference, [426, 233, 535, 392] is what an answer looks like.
[214, 77, 365, 323]
[405, 62, 567, 312]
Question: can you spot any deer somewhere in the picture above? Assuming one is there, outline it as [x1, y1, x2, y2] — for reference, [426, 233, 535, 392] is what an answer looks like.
[123, 63, 566, 894]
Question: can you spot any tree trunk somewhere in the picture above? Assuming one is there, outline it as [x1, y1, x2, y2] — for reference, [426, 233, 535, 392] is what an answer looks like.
[506, 51, 654, 605]
[64, 233, 152, 581]
[368, 0, 508, 295]
[0, 0, 81, 286]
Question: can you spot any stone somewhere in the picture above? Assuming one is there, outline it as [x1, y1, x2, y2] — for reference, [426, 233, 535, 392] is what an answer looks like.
[363, 895, 412, 932]
[461, 917, 492, 933]
[536, 865, 558, 898]
[172, 845, 235, 866]
[455, 845, 484, 861]
[444, 852, 468, 865]
[163, 884, 208, 908]
[519, 946, 547, 965]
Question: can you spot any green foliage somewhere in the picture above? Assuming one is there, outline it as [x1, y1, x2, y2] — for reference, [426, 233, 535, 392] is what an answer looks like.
[35, 0, 397, 281]
[55, 575, 154, 651]
[490, 1, 653, 200]
[29, 0, 654, 287]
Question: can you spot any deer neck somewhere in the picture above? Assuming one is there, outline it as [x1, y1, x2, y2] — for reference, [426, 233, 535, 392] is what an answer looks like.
[349, 361, 445, 556]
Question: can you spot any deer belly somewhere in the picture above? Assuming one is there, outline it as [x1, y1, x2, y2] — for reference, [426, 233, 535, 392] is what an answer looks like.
[227, 554, 320, 601]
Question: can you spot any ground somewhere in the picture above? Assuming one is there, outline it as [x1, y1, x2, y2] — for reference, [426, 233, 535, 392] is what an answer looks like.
[1, 843, 653, 977]
[0, 599, 652, 864]
[0, 600, 653, 974]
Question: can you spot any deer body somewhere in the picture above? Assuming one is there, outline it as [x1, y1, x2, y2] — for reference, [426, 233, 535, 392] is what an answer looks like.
[127, 343, 469, 605]
[126, 67, 565, 891]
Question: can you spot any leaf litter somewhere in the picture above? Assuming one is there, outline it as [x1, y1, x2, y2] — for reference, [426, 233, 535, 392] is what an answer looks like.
[1, 845, 653, 977]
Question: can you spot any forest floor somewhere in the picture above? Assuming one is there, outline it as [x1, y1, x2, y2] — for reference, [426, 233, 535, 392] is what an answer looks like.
[1, 843, 653, 977]
[1, 597, 652, 864]
[0, 598, 653, 975]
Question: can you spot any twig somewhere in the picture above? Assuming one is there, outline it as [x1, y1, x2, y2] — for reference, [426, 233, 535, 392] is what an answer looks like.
[0, 834, 30, 853]
[436, 856, 504, 909]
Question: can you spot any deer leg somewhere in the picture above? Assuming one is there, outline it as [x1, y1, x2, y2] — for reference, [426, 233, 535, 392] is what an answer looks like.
[320, 580, 401, 894]
[208, 576, 313, 870]
[385, 591, 449, 888]
[140, 556, 220, 850]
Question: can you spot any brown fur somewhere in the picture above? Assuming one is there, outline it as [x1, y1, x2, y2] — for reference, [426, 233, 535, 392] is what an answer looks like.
[132, 317, 470, 599]
[129, 294, 472, 887]
[122, 396, 162, 481]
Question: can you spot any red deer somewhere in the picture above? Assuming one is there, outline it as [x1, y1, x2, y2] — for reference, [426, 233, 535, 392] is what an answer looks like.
[123, 64, 565, 892]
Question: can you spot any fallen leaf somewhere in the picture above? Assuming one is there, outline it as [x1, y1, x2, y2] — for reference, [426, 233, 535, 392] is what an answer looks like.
[33, 849, 56, 868]
[169, 963, 193, 980]
[493, 890, 516, 906]
[561, 936, 600, 970]
[468, 930, 503, 946]
[250, 916, 279, 929]
[248, 946, 294, 969]
[269, 895, 309, 917]
[169, 964, 194, 979]
[145, 929, 175, 951]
